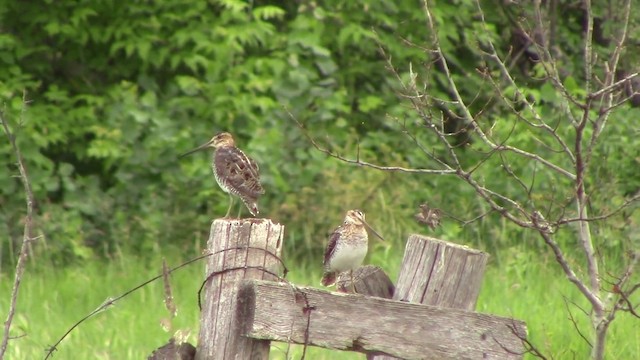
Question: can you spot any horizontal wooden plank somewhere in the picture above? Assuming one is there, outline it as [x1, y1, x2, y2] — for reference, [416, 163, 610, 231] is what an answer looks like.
[238, 280, 527, 360]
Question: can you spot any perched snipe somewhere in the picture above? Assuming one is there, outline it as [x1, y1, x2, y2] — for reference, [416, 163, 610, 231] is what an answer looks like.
[179, 132, 265, 217]
[321, 209, 384, 292]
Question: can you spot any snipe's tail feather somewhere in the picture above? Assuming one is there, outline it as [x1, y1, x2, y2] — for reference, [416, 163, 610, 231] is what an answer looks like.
[320, 272, 336, 287]
[241, 198, 260, 216]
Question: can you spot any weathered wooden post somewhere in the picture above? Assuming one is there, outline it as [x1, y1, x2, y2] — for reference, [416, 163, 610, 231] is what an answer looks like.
[195, 218, 284, 360]
[371, 235, 490, 360]
[393, 235, 488, 308]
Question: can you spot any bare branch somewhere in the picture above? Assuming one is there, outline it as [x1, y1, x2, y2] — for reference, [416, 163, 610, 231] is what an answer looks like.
[601, 90, 640, 113]
[477, 0, 578, 164]
[588, 72, 640, 100]
[585, 0, 633, 172]
[390, 114, 455, 170]
[533, 224, 603, 311]
[564, 295, 591, 318]
[293, 105, 536, 229]
[498, 151, 534, 197]
[0, 94, 36, 360]
[617, 290, 640, 319]
[479, 58, 577, 164]
[573, 92, 601, 312]
[391, 56, 466, 171]
[583, 0, 594, 95]
[607, 251, 640, 321]
[457, 209, 495, 227]
[506, 321, 548, 359]
[287, 108, 456, 175]
[563, 296, 592, 348]
[529, 3, 587, 113]
[555, 192, 640, 225]
[424, 0, 576, 181]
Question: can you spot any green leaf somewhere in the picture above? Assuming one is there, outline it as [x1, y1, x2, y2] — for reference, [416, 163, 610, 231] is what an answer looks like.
[359, 95, 384, 113]
[252, 6, 285, 20]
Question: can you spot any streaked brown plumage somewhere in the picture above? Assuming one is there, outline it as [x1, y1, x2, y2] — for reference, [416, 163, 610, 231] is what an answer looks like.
[180, 132, 264, 217]
[321, 209, 384, 291]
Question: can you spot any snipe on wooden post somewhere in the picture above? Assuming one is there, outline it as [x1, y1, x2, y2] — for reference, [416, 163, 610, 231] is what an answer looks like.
[321, 209, 384, 292]
[179, 132, 265, 218]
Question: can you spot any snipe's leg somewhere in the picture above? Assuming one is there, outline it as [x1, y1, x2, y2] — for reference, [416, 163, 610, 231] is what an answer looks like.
[350, 270, 356, 293]
[225, 194, 235, 218]
[236, 201, 243, 218]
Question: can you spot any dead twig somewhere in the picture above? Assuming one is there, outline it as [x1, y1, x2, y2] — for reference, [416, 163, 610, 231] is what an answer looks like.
[287, 108, 453, 175]
[0, 94, 36, 360]
[504, 321, 547, 359]
[563, 296, 592, 348]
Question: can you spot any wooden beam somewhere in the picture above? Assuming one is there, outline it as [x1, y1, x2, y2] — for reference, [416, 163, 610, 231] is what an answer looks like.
[196, 219, 284, 360]
[239, 280, 527, 360]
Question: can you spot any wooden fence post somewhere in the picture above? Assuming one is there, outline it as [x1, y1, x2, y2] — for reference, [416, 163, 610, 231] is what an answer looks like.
[195, 218, 284, 360]
[371, 235, 489, 360]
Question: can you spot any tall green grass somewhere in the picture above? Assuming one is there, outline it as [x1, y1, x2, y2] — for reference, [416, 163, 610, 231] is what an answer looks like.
[1, 243, 637, 359]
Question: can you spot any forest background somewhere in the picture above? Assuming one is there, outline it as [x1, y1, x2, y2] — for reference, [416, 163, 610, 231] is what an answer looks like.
[1, 0, 639, 359]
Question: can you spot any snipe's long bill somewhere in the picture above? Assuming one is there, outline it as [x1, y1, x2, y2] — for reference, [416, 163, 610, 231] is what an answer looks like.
[179, 140, 213, 158]
[363, 221, 384, 243]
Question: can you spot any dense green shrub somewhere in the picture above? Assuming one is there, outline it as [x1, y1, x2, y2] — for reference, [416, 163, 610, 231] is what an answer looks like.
[1, 0, 639, 269]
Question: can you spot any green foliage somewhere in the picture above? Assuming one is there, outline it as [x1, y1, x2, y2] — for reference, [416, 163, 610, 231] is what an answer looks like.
[0, 0, 433, 265]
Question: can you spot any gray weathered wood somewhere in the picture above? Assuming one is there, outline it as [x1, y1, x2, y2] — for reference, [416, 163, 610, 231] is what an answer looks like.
[372, 235, 492, 360]
[336, 265, 395, 299]
[195, 219, 284, 360]
[239, 280, 527, 360]
[393, 235, 489, 309]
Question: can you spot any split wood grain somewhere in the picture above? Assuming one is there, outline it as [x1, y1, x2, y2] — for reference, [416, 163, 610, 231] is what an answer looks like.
[239, 280, 527, 360]
[195, 218, 284, 360]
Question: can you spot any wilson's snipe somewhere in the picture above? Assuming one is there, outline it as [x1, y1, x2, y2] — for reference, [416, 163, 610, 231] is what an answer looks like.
[321, 209, 384, 292]
[180, 132, 264, 217]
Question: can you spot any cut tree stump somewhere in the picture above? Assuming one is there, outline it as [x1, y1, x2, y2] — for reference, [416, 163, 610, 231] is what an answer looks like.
[195, 218, 284, 360]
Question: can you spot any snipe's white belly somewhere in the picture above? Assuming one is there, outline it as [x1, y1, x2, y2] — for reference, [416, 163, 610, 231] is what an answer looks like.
[329, 242, 368, 273]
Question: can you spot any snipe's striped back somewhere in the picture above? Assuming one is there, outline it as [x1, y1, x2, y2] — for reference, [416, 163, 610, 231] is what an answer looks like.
[180, 132, 264, 217]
